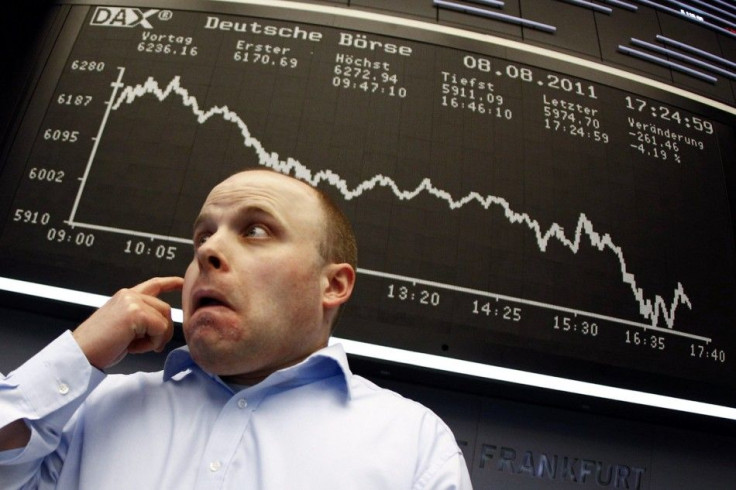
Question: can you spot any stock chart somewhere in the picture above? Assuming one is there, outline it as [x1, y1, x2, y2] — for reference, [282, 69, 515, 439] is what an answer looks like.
[2, 3, 736, 403]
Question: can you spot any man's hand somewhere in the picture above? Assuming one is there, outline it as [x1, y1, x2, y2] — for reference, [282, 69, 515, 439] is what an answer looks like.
[72, 277, 184, 369]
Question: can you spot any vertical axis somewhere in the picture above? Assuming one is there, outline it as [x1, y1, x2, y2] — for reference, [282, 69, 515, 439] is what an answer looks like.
[66, 66, 126, 226]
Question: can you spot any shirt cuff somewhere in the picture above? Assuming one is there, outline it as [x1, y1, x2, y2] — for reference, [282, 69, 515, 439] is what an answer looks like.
[0, 330, 105, 428]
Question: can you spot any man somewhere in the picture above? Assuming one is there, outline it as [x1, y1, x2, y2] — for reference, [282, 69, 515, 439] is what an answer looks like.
[0, 169, 472, 488]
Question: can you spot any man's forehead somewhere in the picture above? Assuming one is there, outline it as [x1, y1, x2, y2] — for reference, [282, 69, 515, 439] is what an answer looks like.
[211, 170, 314, 198]
[200, 170, 322, 219]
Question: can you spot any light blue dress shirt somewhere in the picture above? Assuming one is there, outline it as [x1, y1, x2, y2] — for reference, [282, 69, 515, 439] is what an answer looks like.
[0, 331, 472, 489]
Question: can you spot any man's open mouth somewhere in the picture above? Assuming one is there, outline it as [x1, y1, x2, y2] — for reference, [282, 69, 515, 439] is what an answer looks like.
[193, 291, 230, 311]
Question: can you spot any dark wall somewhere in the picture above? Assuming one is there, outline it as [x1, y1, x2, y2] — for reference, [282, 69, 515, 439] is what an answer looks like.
[0, 0, 57, 135]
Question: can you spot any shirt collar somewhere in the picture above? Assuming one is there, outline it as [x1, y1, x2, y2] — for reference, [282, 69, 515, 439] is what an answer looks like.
[163, 343, 354, 399]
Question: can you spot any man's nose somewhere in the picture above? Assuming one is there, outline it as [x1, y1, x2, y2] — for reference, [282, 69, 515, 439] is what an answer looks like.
[196, 232, 228, 271]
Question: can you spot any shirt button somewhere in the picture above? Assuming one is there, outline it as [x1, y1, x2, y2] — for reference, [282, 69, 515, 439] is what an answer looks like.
[209, 461, 221, 472]
[58, 383, 70, 395]
[237, 398, 247, 409]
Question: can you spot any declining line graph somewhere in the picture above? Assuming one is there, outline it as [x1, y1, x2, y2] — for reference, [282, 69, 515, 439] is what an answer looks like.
[67, 67, 695, 333]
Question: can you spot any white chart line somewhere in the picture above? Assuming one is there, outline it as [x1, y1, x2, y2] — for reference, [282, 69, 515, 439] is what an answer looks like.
[58, 203, 719, 341]
[108, 75, 693, 331]
[69, 71, 702, 338]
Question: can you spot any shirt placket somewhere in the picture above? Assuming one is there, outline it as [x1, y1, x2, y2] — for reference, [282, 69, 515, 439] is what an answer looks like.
[193, 391, 258, 489]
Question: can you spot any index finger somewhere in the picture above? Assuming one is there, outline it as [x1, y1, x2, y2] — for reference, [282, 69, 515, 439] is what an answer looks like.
[131, 276, 185, 297]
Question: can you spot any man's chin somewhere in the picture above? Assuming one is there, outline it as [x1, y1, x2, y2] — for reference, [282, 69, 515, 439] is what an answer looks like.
[184, 316, 251, 366]
[187, 338, 236, 373]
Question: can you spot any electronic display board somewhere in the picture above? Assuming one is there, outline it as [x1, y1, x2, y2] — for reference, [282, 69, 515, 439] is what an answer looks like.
[2, 0, 736, 417]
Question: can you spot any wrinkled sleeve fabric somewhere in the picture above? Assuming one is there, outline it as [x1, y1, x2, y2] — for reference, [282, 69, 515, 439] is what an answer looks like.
[0, 331, 105, 489]
[412, 408, 473, 490]
[419, 451, 473, 490]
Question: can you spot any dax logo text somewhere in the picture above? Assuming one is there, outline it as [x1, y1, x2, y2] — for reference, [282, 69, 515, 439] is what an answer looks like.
[90, 7, 159, 29]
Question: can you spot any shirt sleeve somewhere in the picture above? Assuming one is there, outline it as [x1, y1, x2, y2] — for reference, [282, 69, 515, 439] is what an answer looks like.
[419, 451, 474, 490]
[0, 330, 105, 488]
[412, 410, 474, 490]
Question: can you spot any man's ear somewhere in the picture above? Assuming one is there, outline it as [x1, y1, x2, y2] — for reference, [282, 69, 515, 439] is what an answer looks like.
[322, 263, 355, 309]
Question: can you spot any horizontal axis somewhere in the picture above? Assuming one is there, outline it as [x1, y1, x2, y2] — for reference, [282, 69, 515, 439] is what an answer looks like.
[64, 220, 709, 343]
[358, 267, 711, 343]
[64, 220, 193, 245]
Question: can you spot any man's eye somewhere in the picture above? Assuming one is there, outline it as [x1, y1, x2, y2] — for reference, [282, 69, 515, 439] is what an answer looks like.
[245, 225, 268, 238]
[194, 232, 211, 248]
